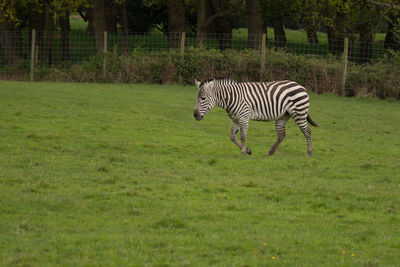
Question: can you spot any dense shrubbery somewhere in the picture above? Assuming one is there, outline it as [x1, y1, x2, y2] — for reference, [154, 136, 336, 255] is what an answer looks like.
[347, 61, 400, 99]
[1, 48, 399, 99]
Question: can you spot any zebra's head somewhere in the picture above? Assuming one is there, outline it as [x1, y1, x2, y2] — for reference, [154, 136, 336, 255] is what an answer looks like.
[194, 79, 217, 121]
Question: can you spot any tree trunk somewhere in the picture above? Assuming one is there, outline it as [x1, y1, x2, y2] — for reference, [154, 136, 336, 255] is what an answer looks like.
[306, 27, 319, 44]
[44, 2, 55, 67]
[246, 0, 264, 50]
[60, 11, 70, 61]
[86, 8, 94, 33]
[326, 11, 346, 55]
[327, 26, 344, 55]
[358, 26, 374, 64]
[384, 13, 400, 51]
[304, 17, 319, 45]
[119, 1, 129, 54]
[196, 0, 207, 48]
[273, 17, 286, 48]
[0, 21, 22, 65]
[214, 0, 232, 50]
[105, 1, 117, 34]
[92, 0, 106, 53]
[168, 0, 185, 49]
[197, 0, 242, 50]
[303, 4, 319, 45]
[28, 2, 45, 63]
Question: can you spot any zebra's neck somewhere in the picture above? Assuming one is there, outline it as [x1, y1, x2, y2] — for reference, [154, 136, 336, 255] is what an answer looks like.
[214, 85, 230, 110]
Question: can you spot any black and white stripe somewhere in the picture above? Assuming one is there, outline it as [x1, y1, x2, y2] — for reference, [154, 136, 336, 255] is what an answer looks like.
[194, 78, 318, 156]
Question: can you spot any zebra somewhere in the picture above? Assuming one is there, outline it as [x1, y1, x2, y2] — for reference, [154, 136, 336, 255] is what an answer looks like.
[193, 78, 318, 156]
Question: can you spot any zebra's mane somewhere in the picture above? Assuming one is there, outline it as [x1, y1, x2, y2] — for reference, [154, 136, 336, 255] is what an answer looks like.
[200, 77, 237, 86]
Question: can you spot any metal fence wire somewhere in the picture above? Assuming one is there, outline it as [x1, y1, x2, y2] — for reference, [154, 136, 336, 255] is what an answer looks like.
[0, 30, 398, 67]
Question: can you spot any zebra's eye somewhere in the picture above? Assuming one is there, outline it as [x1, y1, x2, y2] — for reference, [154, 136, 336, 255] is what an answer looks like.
[201, 96, 206, 101]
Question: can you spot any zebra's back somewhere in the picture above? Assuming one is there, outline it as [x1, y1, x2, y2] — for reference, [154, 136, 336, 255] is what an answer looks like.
[226, 80, 309, 122]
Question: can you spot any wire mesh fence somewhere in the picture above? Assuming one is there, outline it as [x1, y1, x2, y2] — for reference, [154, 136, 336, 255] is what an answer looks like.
[0, 30, 399, 84]
[0, 30, 398, 65]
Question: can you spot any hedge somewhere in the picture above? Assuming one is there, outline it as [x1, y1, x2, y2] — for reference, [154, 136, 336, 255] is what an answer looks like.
[1, 47, 399, 100]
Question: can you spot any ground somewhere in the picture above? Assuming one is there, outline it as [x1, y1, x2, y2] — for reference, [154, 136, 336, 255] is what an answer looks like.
[0, 81, 399, 265]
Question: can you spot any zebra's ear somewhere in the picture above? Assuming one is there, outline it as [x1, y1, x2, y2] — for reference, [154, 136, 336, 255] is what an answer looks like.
[195, 79, 201, 88]
[208, 80, 215, 89]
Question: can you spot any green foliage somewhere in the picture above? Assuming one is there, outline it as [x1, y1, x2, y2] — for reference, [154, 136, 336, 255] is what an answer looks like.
[261, 0, 298, 21]
[7, 47, 395, 100]
[0, 47, 396, 99]
[125, 0, 153, 32]
[347, 61, 400, 99]
[1, 81, 400, 265]
[391, 17, 400, 64]
[0, 0, 26, 25]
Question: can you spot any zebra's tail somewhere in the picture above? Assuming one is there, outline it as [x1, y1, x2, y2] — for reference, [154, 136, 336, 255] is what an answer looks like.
[307, 114, 319, 127]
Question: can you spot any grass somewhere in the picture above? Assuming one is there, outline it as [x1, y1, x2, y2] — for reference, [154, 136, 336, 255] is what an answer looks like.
[0, 81, 400, 266]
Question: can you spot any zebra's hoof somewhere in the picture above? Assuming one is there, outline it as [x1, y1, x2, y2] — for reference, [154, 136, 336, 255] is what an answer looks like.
[246, 147, 252, 155]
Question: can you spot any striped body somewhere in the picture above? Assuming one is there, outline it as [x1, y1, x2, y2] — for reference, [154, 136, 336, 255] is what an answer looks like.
[194, 79, 318, 156]
[218, 80, 309, 123]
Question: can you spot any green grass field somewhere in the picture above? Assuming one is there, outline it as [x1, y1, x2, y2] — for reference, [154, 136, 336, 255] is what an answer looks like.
[1, 81, 399, 266]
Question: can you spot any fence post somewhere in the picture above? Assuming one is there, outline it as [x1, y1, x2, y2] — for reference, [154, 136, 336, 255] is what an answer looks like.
[30, 29, 36, 82]
[103, 31, 108, 76]
[260, 33, 266, 81]
[180, 32, 186, 59]
[341, 37, 349, 96]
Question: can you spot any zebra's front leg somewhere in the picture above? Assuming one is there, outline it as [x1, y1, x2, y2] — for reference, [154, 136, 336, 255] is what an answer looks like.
[239, 120, 251, 155]
[230, 121, 251, 155]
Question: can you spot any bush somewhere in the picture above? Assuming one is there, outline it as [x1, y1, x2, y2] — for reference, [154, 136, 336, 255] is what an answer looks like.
[0, 60, 30, 80]
[347, 61, 400, 99]
[4, 48, 399, 100]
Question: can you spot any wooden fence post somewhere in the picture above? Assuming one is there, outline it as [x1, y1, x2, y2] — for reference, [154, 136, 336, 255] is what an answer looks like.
[30, 29, 36, 82]
[103, 31, 108, 76]
[180, 32, 186, 59]
[260, 33, 266, 81]
[341, 37, 349, 96]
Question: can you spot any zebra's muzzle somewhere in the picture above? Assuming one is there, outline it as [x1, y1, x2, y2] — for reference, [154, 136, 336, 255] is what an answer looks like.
[193, 109, 203, 121]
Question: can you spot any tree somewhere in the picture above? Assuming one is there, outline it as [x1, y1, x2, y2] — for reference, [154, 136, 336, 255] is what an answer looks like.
[353, 1, 389, 63]
[0, 0, 93, 65]
[196, 0, 210, 47]
[125, 0, 152, 32]
[119, 0, 128, 54]
[196, 0, 244, 50]
[385, 11, 400, 50]
[80, 0, 123, 52]
[260, 0, 297, 48]
[313, 0, 392, 60]
[59, 10, 71, 61]
[212, 0, 233, 50]
[366, 0, 400, 51]
[0, 0, 24, 65]
[92, 0, 106, 52]
[246, 0, 264, 49]
[298, 0, 321, 44]
[348, 0, 399, 63]
[168, 0, 185, 48]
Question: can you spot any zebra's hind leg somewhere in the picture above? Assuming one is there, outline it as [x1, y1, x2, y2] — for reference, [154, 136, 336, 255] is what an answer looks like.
[296, 119, 313, 157]
[269, 115, 290, 156]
